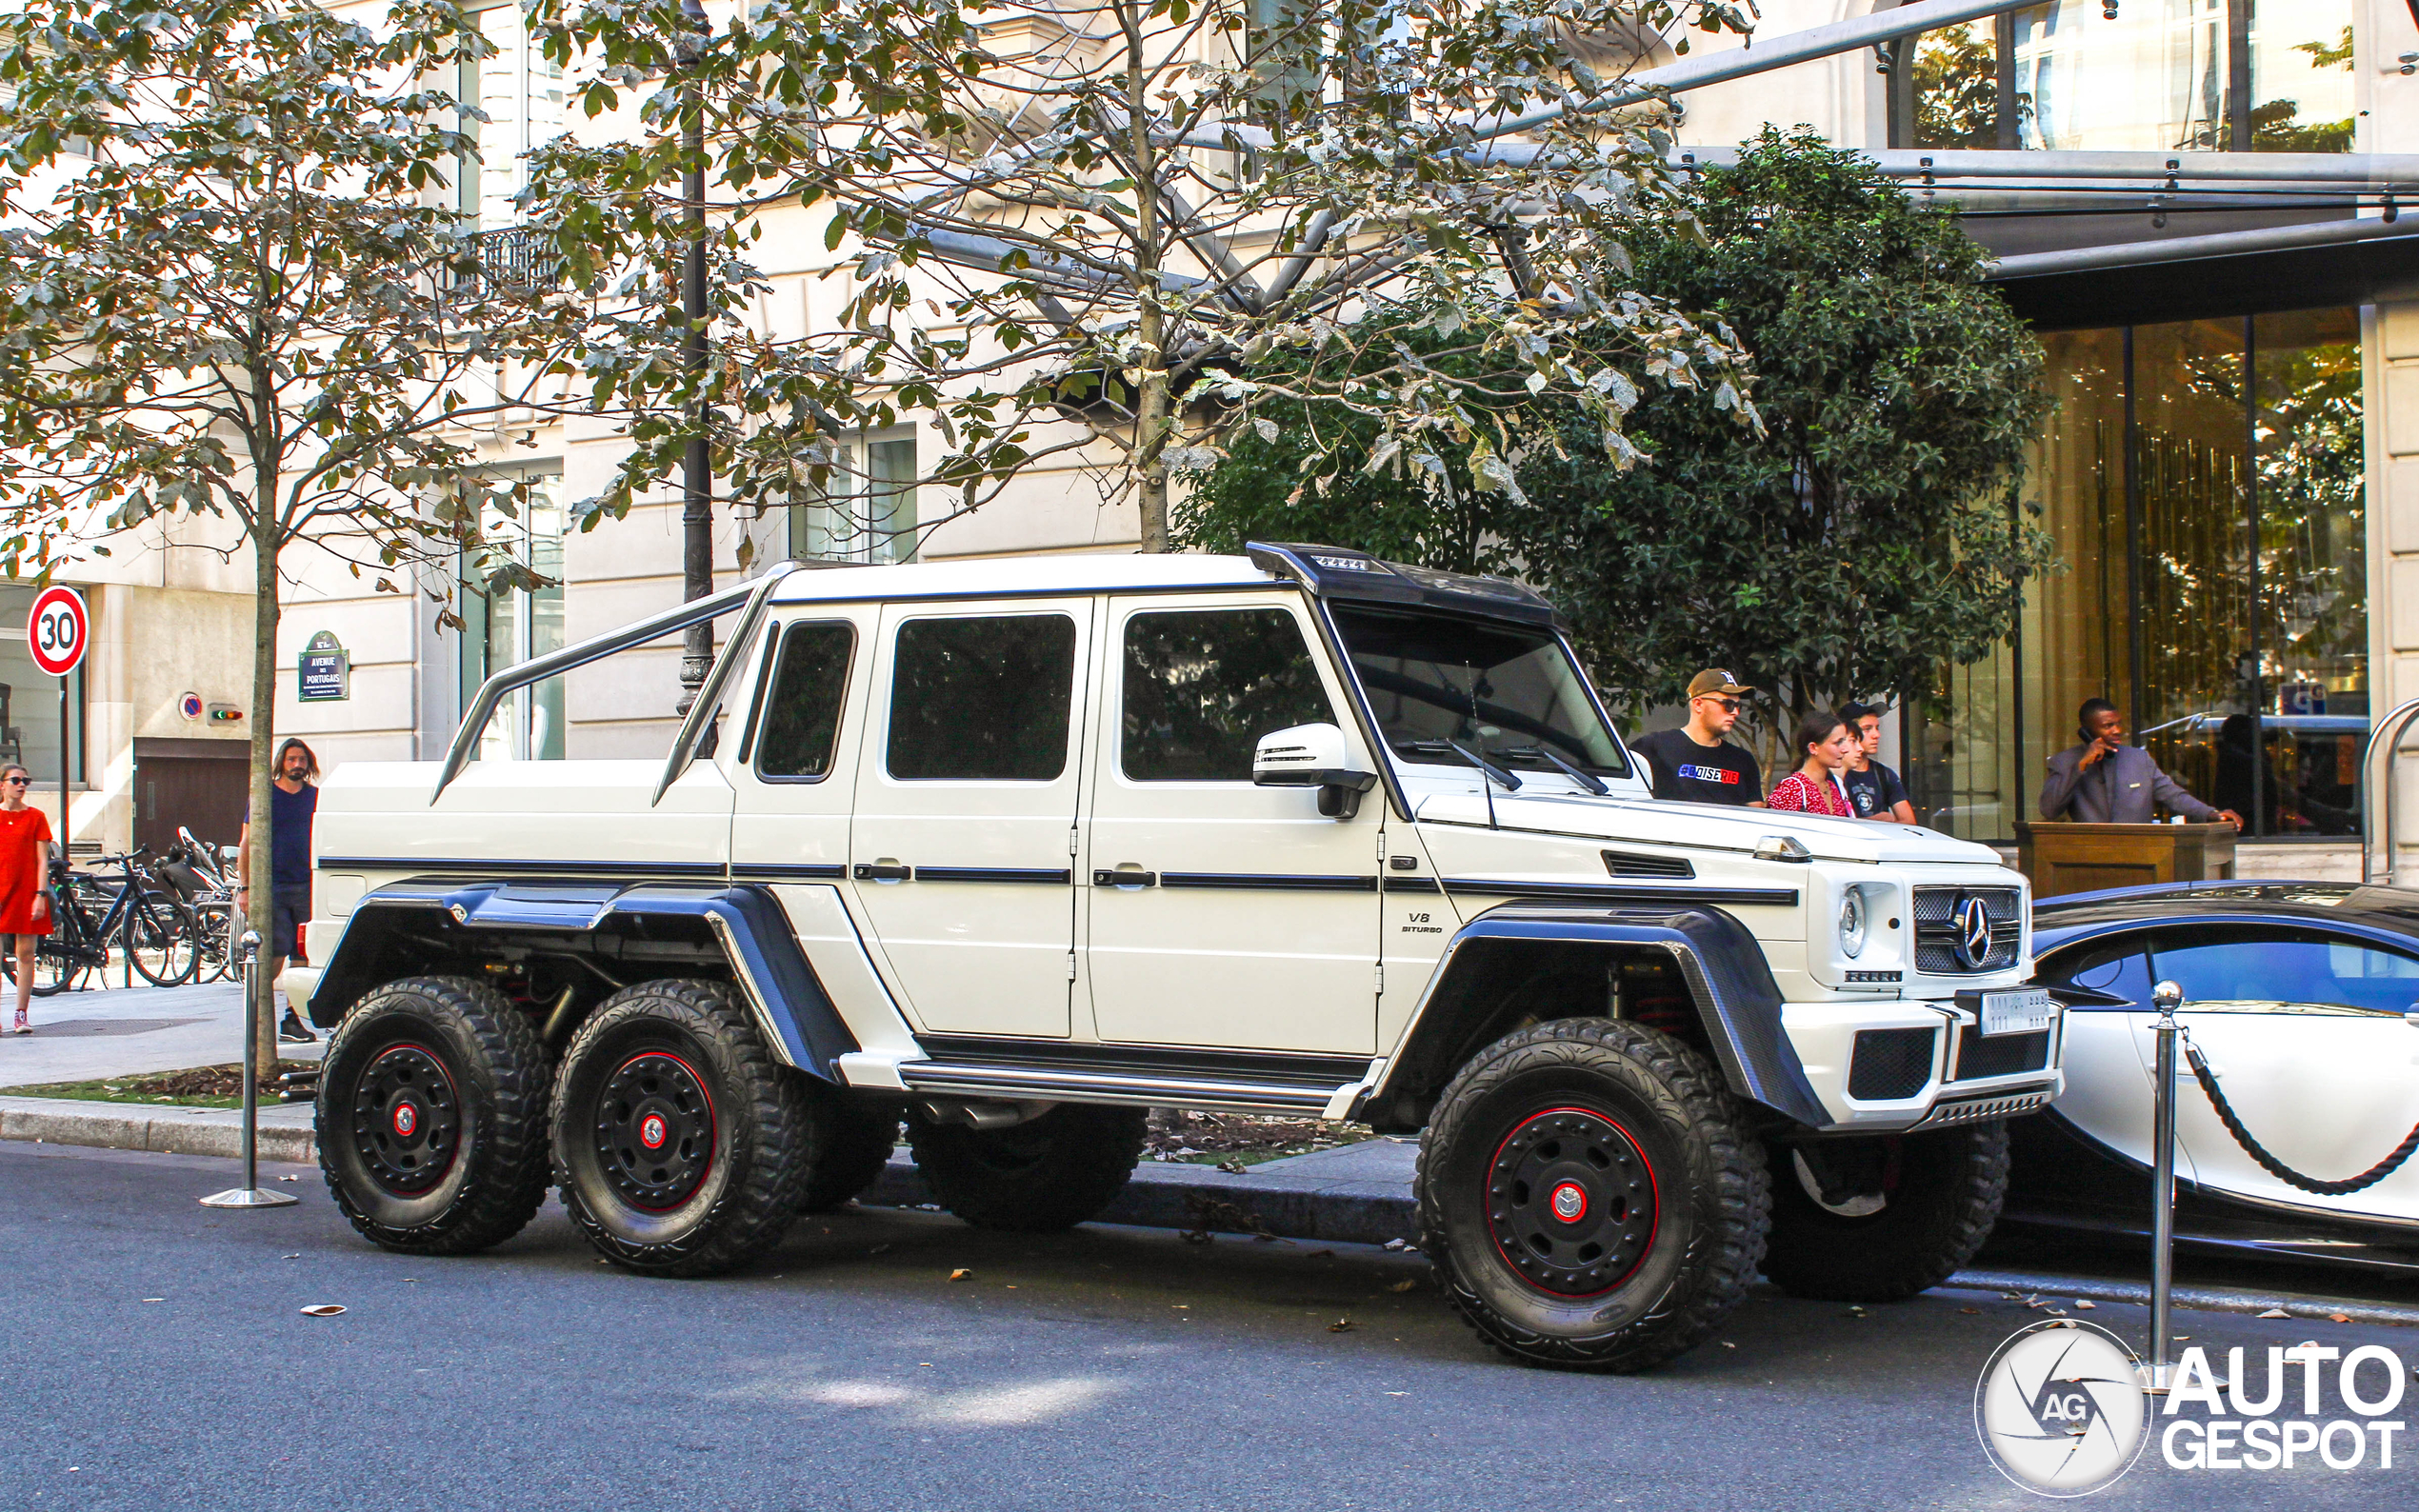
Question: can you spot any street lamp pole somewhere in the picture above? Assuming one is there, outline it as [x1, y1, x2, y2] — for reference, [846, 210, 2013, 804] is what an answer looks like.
[676, 0, 712, 712]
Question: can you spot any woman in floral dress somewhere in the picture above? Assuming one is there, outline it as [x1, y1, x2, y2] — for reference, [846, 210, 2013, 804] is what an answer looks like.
[1768, 711, 1857, 818]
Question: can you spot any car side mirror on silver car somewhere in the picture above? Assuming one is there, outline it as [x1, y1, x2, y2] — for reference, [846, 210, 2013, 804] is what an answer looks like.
[1252, 723, 1378, 821]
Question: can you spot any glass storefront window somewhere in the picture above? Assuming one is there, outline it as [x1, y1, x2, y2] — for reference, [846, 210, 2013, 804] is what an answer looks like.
[1901, 0, 2356, 153]
[1911, 309, 2368, 843]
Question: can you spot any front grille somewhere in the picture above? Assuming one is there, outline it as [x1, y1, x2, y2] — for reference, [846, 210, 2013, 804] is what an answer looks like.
[1953, 1025, 2052, 1081]
[1602, 848, 1693, 880]
[1848, 1027, 1938, 1101]
[1913, 885, 2022, 973]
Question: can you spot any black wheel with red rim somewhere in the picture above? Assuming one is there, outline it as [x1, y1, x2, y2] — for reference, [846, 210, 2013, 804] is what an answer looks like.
[1417, 1018, 1769, 1373]
[1762, 1121, 2009, 1303]
[318, 976, 554, 1254]
[551, 979, 810, 1277]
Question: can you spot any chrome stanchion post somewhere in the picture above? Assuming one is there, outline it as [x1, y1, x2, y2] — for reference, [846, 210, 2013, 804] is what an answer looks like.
[200, 928, 296, 1209]
[2148, 978, 2184, 1392]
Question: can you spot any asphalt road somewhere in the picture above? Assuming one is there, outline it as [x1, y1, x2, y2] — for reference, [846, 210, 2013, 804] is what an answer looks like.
[6, 1140, 2416, 1512]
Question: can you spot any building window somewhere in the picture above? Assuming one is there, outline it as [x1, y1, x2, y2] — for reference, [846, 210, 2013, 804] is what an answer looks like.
[1889, 0, 2355, 154]
[460, 0, 568, 229]
[789, 435, 918, 564]
[1911, 308, 2367, 843]
[460, 469, 567, 761]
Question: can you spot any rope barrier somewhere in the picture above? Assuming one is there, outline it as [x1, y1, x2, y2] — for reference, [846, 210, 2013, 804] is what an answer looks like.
[2183, 1041, 2419, 1197]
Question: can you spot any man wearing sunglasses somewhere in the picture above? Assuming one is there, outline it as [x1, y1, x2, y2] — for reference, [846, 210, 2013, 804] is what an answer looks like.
[1630, 669, 1766, 807]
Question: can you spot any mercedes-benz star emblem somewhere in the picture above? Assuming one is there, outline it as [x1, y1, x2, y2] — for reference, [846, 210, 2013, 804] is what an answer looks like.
[1953, 895, 1995, 969]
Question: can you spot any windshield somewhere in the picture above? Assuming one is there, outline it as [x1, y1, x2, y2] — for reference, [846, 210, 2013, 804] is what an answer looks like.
[1327, 605, 1630, 779]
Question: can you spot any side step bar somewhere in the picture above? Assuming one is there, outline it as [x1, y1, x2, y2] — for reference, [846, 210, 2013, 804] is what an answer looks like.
[896, 1060, 1346, 1116]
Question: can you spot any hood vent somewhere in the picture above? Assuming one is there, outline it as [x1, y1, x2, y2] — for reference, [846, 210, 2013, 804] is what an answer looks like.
[1601, 848, 1694, 880]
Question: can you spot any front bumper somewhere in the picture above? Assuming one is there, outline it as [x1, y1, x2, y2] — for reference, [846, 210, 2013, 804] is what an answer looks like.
[1783, 996, 2064, 1133]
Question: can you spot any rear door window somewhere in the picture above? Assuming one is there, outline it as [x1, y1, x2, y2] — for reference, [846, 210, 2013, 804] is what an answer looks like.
[887, 614, 1077, 781]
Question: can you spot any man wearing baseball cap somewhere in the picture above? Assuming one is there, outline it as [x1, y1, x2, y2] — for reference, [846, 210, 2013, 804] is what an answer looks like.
[1629, 669, 1766, 807]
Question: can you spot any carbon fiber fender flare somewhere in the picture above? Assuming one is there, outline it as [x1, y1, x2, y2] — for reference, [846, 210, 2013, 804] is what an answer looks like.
[306, 880, 857, 1082]
[1371, 901, 1829, 1127]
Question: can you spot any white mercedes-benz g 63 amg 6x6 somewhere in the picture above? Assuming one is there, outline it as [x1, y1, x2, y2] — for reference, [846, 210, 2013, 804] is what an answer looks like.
[287, 543, 2058, 1371]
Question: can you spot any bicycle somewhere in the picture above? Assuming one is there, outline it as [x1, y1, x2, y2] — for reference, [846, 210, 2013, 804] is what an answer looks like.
[159, 829, 237, 985]
[3, 848, 202, 994]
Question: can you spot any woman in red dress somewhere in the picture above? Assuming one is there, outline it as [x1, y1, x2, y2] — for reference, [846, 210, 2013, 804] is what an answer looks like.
[0, 763, 54, 1033]
[1768, 710, 1857, 818]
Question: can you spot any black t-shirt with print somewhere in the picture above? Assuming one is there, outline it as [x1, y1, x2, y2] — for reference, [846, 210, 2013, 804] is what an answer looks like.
[1630, 728, 1762, 806]
[1841, 760, 1910, 818]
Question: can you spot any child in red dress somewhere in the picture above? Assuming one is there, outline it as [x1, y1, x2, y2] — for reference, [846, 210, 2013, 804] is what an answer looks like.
[0, 763, 53, 1033]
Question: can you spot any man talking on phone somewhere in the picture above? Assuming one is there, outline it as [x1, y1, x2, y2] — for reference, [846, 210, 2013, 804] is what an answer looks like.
[2039, 697, 2241, 828]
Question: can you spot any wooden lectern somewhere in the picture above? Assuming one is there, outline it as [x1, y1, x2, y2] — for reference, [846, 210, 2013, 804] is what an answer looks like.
[2015, 822, 2238, 900]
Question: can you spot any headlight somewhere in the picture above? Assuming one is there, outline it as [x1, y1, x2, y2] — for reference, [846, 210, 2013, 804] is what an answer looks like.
[1838, 886, 1868, 959]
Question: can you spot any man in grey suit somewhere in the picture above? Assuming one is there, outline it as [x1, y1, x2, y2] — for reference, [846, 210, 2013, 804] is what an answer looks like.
[2040, 698, 2243, 827]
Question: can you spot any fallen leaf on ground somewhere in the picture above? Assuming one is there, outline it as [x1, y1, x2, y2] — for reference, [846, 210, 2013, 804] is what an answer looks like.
[948, 1268, 971, 1282]
[1383, 1239, 1410, 1252]
[276, 1175, 298, 1183]
[141, 1298, 163, 1303]
[1386, 1279, 1418, 1293]
[2072, 1300, 2095, 1309]
[2258, 1308, 2292, 1319]
[867, 1244, 891, 1256]
[281, 1253, 300, 1260]
[1960, 1307, 1981, 1315]
[1216, 1158, 1249, 1175]
[299, 1304, 346, 1317]
[1722, 1342, 1738, 1349]
[1329, 1318, 1356, 1333]
[2329, 1314, 2353, 1323]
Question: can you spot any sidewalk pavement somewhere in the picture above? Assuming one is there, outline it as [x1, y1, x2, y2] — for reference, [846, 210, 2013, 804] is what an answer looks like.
[0, 979, 319, 1085]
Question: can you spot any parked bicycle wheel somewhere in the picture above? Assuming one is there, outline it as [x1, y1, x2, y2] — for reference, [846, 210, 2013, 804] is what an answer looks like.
[123, 888, 200, 986]
[189, 898, 235, 983]
[4, 890, 88, 996]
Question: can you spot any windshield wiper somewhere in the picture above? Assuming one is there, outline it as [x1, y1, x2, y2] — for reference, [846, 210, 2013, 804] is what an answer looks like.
[1397, 739, 1524, 791]
[1501, 744, 1609, 796]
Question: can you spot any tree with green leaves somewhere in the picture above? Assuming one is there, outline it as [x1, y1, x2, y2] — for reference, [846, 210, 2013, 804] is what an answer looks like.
[0, 0, 599, 1066]
[524, 0, 1762, 555]
[1183, 128, 2054, 737]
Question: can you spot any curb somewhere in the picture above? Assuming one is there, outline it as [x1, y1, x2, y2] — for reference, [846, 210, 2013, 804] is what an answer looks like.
[1944, 1267, 2419, 1331]
[0, 1096, 316, 1165]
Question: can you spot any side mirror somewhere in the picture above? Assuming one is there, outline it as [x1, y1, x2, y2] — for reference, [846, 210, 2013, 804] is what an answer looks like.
[1252, 723, 1378, 820]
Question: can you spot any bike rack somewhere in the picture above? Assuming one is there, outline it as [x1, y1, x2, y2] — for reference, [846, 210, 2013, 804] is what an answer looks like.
[2359, 694, 2419, 885]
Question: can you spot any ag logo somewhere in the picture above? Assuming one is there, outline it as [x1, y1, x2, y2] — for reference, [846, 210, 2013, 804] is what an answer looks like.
[1974, 1320, 2150, 1497]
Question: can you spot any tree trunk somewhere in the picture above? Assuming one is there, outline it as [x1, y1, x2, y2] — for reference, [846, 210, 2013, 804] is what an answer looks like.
[247, 516, 280, 1077]
[1136, 361, 1170, 554]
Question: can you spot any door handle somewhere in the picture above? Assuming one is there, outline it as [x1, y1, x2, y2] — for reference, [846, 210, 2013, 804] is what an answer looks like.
[1092, 868, 1157, 888]
[854, 862, 912, 882]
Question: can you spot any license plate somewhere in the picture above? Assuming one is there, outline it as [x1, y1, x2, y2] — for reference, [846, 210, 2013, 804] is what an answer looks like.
[1980, 987, 2057, 1038]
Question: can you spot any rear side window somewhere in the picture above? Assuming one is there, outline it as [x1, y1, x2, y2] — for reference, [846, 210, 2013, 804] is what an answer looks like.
[755, 622, 855, 780]
[1122, 607, 1337, 782]
[888, 614, 1076, 781]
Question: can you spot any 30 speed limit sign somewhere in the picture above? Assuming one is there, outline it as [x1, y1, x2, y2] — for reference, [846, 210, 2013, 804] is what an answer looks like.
[28, 585, 89, 677]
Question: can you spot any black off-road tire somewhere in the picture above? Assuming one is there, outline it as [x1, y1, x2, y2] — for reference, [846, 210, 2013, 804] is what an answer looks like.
[1761, 1120, 2009, 1303]
[801, 1095, 903, 1213]
[1417, 1018, 1769, 1373]
[907, 1104, 1147, 1232]
[551, 978, 811, 1277]
[317, 975, 554, 1255]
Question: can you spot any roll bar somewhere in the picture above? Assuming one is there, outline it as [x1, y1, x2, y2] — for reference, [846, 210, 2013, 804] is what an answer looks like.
[2361, 696, 2419, 886]
[430, 562, 806, 805]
